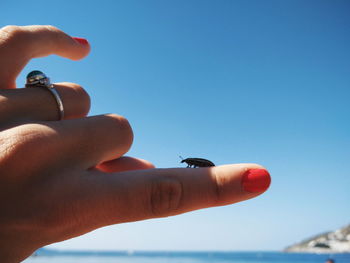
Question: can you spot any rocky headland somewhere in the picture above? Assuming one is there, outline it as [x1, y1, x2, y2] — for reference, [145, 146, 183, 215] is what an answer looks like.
[285, 224, 350, 253]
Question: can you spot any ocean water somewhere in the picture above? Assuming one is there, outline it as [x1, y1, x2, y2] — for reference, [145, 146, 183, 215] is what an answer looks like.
[23, 252, 350, 263]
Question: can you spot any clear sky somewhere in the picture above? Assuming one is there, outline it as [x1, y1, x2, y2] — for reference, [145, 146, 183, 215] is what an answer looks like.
[2, 0, 350, 251]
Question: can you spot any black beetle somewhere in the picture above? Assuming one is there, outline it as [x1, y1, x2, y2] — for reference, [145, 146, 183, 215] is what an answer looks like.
[180, 156, 215, 168]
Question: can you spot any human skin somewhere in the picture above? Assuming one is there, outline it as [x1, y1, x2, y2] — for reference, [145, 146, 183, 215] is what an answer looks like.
[0, 25, 271, 263]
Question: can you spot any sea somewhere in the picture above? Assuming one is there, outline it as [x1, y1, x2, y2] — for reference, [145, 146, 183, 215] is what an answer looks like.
[23, 251, 350, 263]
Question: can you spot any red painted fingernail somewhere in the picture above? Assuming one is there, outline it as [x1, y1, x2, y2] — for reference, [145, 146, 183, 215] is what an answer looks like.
[242, 169, 271, 193]
[72, 37, 89, 45]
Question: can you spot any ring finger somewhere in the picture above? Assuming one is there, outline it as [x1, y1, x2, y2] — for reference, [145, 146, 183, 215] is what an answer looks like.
[0, 82, 90, 129]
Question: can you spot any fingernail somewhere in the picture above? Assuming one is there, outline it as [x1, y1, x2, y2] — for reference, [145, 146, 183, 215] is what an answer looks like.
[242, 169, 271, 193]
[72, 37, 89, 45]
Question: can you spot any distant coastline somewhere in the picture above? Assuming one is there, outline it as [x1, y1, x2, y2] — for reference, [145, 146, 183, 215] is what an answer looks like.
[33, 248, 350, 257]
[33, 224, 350, 257]
[28, 249, 350, 263]
[285, 224, 350, 253]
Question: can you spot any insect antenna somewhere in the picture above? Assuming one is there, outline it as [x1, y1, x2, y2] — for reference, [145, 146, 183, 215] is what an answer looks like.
[179, 156, 184, 161]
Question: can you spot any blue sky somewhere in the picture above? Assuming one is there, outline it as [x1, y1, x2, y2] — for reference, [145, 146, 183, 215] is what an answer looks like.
[2, 0, 350, 251]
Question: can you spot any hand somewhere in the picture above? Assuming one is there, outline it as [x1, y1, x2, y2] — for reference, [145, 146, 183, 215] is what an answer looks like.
[0, 25, 271, 262]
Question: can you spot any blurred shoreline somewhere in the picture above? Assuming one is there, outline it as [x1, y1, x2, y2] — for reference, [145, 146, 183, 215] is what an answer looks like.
[25, 251, 350, 263]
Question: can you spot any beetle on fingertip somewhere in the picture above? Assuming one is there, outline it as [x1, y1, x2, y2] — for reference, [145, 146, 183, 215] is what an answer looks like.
[180, 156, 215, 168]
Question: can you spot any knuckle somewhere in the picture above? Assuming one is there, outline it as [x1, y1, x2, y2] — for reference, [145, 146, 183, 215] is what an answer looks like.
[106, 114, 134, 149]
[0, 133, 17, 172]
[150, 177, 183, 217]
[1, 25, 21, 34]
[0, 25, 25, 44]
[42, 25, 60, 33]
[68, 83, 91, 116]
[1, 25, 20, 34]
[39, 25, 64, 44]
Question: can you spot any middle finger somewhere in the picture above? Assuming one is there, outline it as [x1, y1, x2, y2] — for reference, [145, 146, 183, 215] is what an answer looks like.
[1, 114, 133, 171]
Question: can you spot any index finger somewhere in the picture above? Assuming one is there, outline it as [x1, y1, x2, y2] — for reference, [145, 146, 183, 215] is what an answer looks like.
[0, 25, 90, 89]
[118, 164, 270, 218]
[69, 164, 271, 230]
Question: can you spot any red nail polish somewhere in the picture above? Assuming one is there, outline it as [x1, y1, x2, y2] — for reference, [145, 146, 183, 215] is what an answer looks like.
[242, 169, 271, 193]
[72, 37, 89, 45]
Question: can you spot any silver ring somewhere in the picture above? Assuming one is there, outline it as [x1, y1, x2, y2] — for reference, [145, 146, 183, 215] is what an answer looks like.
[25, 70, 64, 120]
